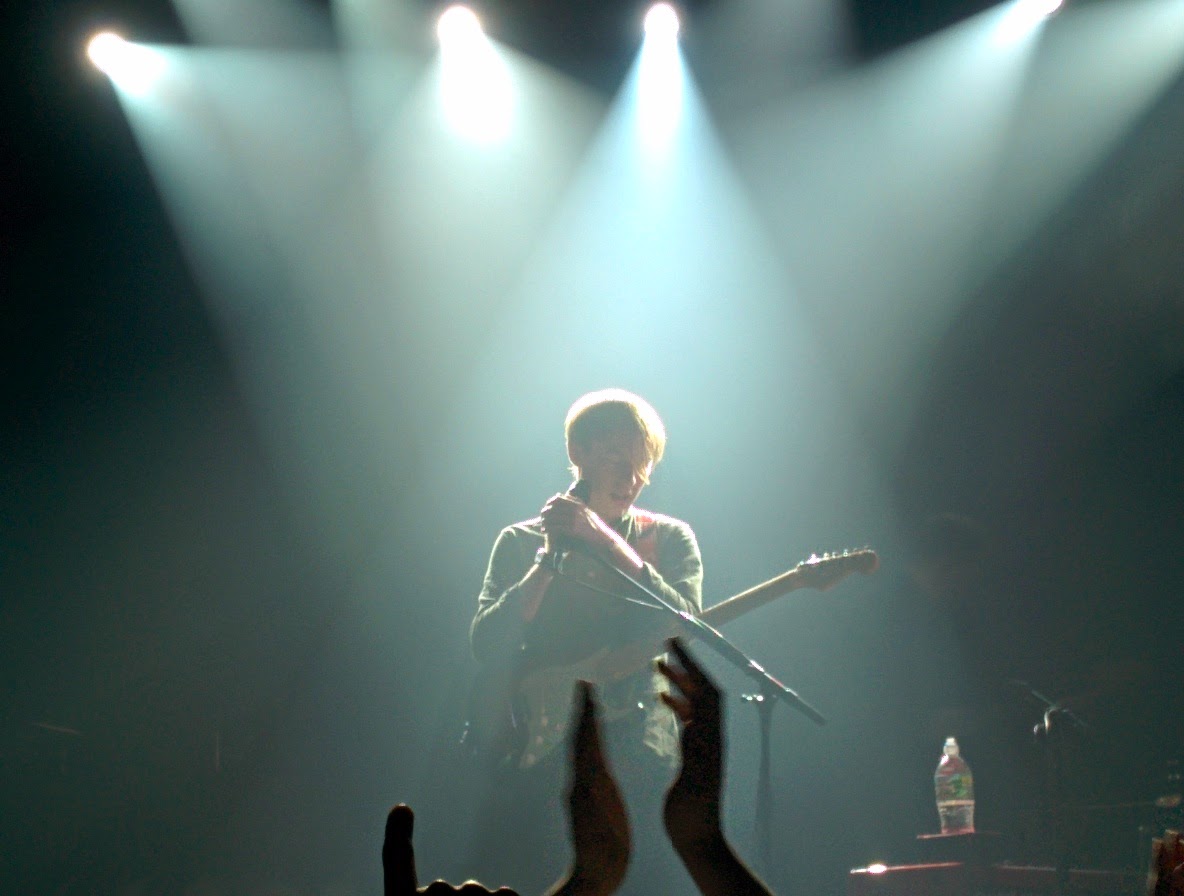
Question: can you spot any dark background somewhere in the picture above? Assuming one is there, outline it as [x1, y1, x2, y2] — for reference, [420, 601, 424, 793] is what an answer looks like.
[3, 0, 1182, 893]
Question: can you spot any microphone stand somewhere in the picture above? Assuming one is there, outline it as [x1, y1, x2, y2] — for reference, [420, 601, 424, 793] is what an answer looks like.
[741, 680, 778, 871]
[558, 548, 826, 876]
[1012, 681, 1087, 896]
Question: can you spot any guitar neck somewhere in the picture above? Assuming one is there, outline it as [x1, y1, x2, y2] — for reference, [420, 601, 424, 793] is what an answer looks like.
[588, 550, 876, 684]
[701, 566, 810, 628]
[590, 569, 810, 684]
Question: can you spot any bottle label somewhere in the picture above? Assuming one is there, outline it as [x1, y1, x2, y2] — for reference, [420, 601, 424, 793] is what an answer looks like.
[935, 772, 974, 802]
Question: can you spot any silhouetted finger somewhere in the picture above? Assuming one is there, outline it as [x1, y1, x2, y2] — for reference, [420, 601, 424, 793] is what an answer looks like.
[665, 638, 711, 687]
[660, 689, 692, 723]
[573, 681, 599, 745]
[572, 681, 611, 785]
[384, 804, 418, 896]
[656, 658, 693, 695]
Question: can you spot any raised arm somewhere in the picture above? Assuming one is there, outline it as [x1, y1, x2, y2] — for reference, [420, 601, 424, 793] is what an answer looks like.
[543, 681, 630, 896]
[658, 638, 776, 896]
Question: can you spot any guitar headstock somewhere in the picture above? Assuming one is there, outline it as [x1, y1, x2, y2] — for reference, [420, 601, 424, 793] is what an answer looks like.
[795, 548, 879, 590]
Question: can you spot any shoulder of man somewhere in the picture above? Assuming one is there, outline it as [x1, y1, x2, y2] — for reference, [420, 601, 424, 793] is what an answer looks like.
[629, 507, 695, 537]
[502, 516, 545, 540]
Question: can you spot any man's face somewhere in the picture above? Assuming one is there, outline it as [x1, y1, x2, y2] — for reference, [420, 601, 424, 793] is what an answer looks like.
[572, 430, 651, 522]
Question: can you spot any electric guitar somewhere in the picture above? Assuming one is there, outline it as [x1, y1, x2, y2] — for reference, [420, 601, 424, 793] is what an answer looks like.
[467, 548, 879, 768]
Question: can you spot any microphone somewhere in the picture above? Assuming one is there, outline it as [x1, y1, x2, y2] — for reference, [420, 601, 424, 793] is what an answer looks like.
[568, 479, 591, 502]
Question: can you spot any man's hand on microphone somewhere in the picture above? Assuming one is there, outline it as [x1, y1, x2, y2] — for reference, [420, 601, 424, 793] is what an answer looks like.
[540, 493, 645, 578]
[541, 492, 604, 553]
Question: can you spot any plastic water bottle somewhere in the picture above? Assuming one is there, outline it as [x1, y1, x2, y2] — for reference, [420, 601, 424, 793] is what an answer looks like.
[934, 736, 975, 833]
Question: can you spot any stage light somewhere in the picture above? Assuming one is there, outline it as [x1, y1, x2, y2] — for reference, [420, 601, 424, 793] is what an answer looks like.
[437, 4, 483, 48]
[995, 0, 1064, 44]
[644, 3, 680, 40]
[1022, 0, 1064, 19]
[435, 4, 512, 142]
[636, 2, 684, 154]
[86, 31, 166, 96]
[87, 31, 127, 73]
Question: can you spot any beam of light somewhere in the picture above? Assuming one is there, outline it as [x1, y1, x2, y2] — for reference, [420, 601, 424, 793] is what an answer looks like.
[724, 0, 1184, 458]
[722, 0, 1055, 450]
[995, 0, 1065, 46]
[87, 32, 167, 97]
[691, 0, 852, 118]
[981, 0, 1184, 245]
[172, 0, 334, 47]
[637, 8, 686, 156]
[332, 0, 422, 50]
[436, 6, 514, 143]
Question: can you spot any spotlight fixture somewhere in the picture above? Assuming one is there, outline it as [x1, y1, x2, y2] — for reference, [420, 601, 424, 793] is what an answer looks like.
[996, 0, 1065, 44]
[85, 30, 165, 95]
[1022, 0, 1065, 19]
[644, 3, 680, 39]
[86, 31, 128, 74]
[436, 4, 483, 47]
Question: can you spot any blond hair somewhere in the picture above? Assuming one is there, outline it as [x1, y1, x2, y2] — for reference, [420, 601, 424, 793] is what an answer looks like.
[564, 389, 666, 483]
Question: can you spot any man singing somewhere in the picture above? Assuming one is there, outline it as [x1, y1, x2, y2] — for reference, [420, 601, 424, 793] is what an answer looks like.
[469, 388, 703, 891]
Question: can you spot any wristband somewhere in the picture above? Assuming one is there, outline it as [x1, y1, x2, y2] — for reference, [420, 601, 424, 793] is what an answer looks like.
[534, 545, 561, 572]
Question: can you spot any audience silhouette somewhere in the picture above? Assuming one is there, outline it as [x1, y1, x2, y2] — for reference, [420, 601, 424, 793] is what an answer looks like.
[1151, 829, 1184, 896]
[383, 638, 772, 896]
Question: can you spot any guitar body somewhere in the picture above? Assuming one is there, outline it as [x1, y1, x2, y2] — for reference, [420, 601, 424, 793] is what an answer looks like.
[463, 653, 531, 767]
[463, 550, 644, 767]
[466, 548, 879, 768]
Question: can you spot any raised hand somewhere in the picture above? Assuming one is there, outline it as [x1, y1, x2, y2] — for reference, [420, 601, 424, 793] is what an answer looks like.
[658, 638, 775, 896]
[1150, 829, 1184, 896]
[657, 638, 723, 848]
[383, 803, 519, 896]
[545, 681, 630, 896]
